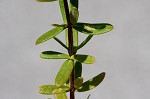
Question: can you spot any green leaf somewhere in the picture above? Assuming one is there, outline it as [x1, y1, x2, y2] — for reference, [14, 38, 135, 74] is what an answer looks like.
[36, 0, 57, 2]
[38, 85, 56, 95]
[36, 26, 66, 45]
[40, 51, 70, 59]
[65, 29, 69, 47]
[70, 0, 78, 9]
[77, 72, 106, 92]
[59, 0, 67, 24]
[55, 59, 74, 87]
[54, 93, 68, 99]
[75, 35, 93, 52]
[74, 77, 83, 89]
[73, 54, 96, 64]
[74, 62, 82, 79]
[52, 86, 70, 94]
[73, 23, 113, 35]
[73, 28, 78, 49]
[70, 7, 79, 25]
[38, 85, 69, 95]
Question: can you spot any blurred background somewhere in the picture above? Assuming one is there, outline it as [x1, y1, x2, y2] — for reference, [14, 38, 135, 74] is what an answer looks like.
[0, 0, 150, 99]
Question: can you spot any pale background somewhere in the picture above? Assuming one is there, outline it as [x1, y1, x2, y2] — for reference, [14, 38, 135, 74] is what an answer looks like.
[0, 0, 150, 99]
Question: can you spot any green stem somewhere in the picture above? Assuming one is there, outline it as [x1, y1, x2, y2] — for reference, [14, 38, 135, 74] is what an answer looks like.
[53, 37, 68, 50]
[75, 35, 93, 52]
[63, 0, 75, 99]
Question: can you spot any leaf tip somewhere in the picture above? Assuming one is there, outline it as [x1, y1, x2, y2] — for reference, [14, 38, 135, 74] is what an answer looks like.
[93, 57, 96, 63]
[108, 24, 114, 31]
[102, 72, 106, 76]
[35, 41, 39, 45]
[35, 38, 42, 45]
[37, 86, 43, 94]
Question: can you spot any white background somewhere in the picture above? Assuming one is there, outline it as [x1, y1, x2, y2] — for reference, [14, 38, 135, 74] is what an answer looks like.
[0, 0, 150, 99]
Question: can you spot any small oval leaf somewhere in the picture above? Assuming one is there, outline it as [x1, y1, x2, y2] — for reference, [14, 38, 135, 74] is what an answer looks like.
[73, 23, 113, 35]
[70, 0, 79, 9]
[40, 51, 70, 59]
[75, 62, 82, 79]
[36, 26, 66, 45]
[38, 85, 69, 95]
[74, 54, 95, 64]
[55, 59, 74, 87]
[36, 0, 57, 2]
[74, 77, 83, 89]
[70, 7, 79, 25]
[77, 72, 106, 92]
[54, 93, 68, 99]
[73, 28, 78, 48]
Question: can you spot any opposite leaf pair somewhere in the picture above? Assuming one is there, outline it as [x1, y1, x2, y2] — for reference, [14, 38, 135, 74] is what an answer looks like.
[36, 23, 113, 45]
[38, 72, 105, 94]
[40, 51, 95, 86]
[40, 51, 95, 64]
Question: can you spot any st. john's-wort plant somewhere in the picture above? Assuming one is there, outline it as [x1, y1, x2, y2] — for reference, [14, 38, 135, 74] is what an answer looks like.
[35, 0, 114, 99]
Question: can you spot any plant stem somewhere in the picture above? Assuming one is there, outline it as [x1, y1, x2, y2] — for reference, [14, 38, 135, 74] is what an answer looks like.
[63, 0, 75, 99]
[53, 37, 68, 50]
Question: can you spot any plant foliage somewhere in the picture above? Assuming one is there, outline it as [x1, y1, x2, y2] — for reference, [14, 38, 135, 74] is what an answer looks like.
[35, 0, 113, 99]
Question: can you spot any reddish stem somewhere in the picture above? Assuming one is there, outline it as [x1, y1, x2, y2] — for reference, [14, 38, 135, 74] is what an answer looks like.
[63, 0, 75, 99]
